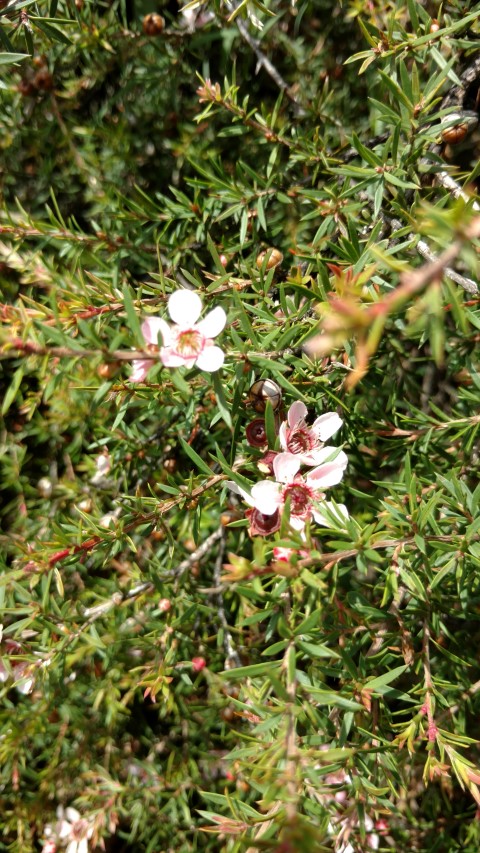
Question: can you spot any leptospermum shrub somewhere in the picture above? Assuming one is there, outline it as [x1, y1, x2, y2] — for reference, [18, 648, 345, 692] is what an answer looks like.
[1, 0, 480, 851]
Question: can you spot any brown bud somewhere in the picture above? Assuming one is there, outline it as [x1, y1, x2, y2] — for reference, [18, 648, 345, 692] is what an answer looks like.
[97, 361, 120, 379]
[441, 122, 468, 144]
[247, 378, 282, 413]
[256, 247, 283, 270]
[33, 69, 54, 91]
[163, 457, 177, 474]
[221, 706, 234, 722]
[142, 13, 165, 35]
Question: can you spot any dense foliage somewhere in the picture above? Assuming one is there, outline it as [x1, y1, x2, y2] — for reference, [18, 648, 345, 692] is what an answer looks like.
[1, 0, 480, 851]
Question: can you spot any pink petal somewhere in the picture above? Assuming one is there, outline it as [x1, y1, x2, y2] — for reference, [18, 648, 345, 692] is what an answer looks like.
[312, 501, 349, 527]
[288, 400, 307, 428]
[289, 515, 307, 531]
[142, 317, 171, 346]
[226, 481, 255, 507]
[195, 345, 225, 372]
[159, 349, 188, 368]
[273, 452, 301, 484]
[168, 290, 202, 326]
[130, 359, 151, 383]
[304, 445, 345, 467]
[196, 306, 226, 339]
[312, 412, 343, 441]
[250, 480, 281, 515]
[306, 451, 348, 490]
[278, 421, 288, 451]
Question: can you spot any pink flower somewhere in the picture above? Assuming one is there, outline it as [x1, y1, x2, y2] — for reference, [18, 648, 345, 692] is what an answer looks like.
[279, 401, 343, 466]
[131, 291, 226, 381]
[228, 450, 348, 532]
[272, 546, 309, 562]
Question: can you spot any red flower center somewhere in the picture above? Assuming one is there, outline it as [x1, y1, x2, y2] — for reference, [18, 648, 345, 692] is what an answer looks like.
[282, 480, 313, 516]
[286, 426, 315, 455]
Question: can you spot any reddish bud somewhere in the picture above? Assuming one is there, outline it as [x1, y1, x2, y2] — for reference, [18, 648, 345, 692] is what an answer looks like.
[245, 418, 267, 448]
[191, 656, 206, 672]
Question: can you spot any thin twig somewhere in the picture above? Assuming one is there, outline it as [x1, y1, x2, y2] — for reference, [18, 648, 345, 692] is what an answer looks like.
[213, 527, 242, 668]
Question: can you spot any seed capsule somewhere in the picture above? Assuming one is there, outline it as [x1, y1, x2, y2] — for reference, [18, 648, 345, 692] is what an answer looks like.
[256, 248, 283, 271]
[441, 112, 478, 145]
[247, 378, 282, 413]
[142, 13, 165, 35]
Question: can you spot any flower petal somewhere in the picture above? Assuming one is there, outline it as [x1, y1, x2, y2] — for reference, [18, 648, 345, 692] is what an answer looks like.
[196, 306, 226, 339]
[307, 451, 348, 490]
[65, 808, 81, 823]
[159, 349, 188, 368]
[195, 345, 225, 372]
[142, 317, 171, 346]
[226, 481, 255, 507]
[250, 480, 281, 515]
[130, 359, 151, 383]
[168, 290, 202, 326]
[311, 412, 343, 441]
[273, 452, 301, 484]
[288, 400, 307, 428]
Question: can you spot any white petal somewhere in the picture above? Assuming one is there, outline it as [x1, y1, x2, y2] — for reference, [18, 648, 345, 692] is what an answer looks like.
[312, 412, 343, 441]
[142, 317, 171, 346]
[251, 481, 281, 515]
[65, 808, 81, 823]
[288, 401, 307, 428]
[227, 481, 255, 508]
[130, 359, 151, 383]
[168, 290, 202, 326]
[196, 306, 226, 339]
[307, 452, 348, 490]
[195, 345, 224, 372]
[289, 515, 307, 531]
[273, 452, 301, 484]
[159, 349, 187, 368]
[278, 421, 288, 451]
[78, 838, 89, 853]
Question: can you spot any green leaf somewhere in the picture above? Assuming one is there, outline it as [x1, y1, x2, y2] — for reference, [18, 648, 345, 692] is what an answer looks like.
[0, 52, 30, 65]
[178, 437, 213, 477]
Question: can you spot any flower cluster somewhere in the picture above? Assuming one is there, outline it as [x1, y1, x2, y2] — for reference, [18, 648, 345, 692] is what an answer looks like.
[43, 806, 94, 853]
[229, 399, 348, 536]
[131, 290, 226, 382]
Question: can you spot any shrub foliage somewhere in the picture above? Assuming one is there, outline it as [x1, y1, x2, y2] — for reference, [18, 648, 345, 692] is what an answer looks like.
[1, 0, 480, 851]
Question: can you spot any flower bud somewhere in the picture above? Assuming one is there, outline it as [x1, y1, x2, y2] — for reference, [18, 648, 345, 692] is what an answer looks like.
[247, 378, 282, 413]
[191, 656, 206, 672]
[256, 248, 283, 270]
[142, 13, 165, 35]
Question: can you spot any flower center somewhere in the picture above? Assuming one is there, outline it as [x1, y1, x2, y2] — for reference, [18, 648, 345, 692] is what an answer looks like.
[287, 426, 315, 455]
[174, 328, 205, 358]
[282, 481, 313, 516]
[71, 820, 89, 840]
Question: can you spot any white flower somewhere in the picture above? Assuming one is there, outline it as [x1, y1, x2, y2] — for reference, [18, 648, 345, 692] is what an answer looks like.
[228, 450, 348, 532]
[55, 806, 94, 853]
[279, 400, 343, 466]
[131, 290, 226, 381]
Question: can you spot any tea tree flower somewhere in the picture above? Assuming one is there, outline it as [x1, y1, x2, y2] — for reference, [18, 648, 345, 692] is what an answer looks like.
[228, 450, 348, 533]
[251, 452, 348, 531]
[279, 401, 343, 465]
[44, 806, 94, 853]
[131, 290, 226, 381]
